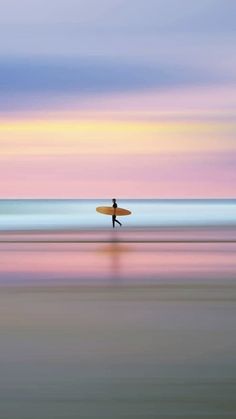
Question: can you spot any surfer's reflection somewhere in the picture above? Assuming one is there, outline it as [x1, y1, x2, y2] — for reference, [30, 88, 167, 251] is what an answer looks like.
[98, 234, 131, 281]
[112, 198, 122, 228]
[109, 234, 121, 279]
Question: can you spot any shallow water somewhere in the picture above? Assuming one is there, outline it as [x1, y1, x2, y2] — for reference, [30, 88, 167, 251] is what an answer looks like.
[1, 200, 236, 418]
[1, 199, 236, 230]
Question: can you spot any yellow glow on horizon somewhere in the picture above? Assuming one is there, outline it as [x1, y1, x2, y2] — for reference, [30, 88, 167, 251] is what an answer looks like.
[0, 119, 235, 156]
[0, 119, 233, 133]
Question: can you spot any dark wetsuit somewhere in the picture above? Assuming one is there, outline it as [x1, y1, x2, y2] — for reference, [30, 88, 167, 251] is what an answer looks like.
[112, 202, 122, 228]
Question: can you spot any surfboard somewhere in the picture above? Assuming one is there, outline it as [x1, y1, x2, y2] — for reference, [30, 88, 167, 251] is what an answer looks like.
[96, 206, 132, 216]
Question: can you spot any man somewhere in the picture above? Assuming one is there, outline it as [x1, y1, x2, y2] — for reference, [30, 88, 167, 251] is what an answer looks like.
[112, 199, 122, 228]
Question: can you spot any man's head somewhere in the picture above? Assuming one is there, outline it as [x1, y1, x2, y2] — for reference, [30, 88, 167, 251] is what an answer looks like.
[112, 198, 116, 203]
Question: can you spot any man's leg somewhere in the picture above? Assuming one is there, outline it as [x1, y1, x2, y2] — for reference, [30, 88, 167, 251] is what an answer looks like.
[115, 218, 122, 226]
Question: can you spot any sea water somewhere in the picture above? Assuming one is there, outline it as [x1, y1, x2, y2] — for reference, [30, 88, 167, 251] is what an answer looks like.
[0, 199, 236, 231]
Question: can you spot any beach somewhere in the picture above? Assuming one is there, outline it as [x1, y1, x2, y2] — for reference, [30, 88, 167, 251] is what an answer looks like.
[1, 230, 236, 418]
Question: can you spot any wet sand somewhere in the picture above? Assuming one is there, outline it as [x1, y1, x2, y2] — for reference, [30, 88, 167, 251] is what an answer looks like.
[0, 238, 236, 418]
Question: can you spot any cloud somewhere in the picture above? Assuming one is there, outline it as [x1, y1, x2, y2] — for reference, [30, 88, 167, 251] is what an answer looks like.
[1, 57, 217, 94]
[0, 151, 235, 198]
[0, 56, 227, 111]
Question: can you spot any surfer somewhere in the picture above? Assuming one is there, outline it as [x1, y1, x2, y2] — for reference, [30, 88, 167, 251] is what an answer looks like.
[112, 199, 122, 228]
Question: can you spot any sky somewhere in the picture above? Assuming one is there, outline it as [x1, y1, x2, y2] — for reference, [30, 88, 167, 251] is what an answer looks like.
[0, 0, 235, 198]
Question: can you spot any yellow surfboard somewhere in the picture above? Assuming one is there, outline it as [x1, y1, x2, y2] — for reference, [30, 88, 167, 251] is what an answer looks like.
[96, 206, 132, 216]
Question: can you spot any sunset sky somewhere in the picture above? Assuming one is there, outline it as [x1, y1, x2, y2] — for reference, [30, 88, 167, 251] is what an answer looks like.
[0, 0, 235, 198]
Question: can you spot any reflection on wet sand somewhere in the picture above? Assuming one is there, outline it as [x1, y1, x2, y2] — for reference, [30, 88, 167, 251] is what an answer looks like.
[0, 240, 236, 285]
[0, 238, 236, 418]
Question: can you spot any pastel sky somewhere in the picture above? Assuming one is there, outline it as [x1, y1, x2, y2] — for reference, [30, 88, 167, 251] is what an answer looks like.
[0, 0, 235, 198]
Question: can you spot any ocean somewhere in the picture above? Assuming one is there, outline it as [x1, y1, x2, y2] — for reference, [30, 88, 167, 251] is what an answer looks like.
[1, 199, 236, 231]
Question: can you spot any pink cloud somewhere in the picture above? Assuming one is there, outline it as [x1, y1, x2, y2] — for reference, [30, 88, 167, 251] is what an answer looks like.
[0, 152, 235, 198]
